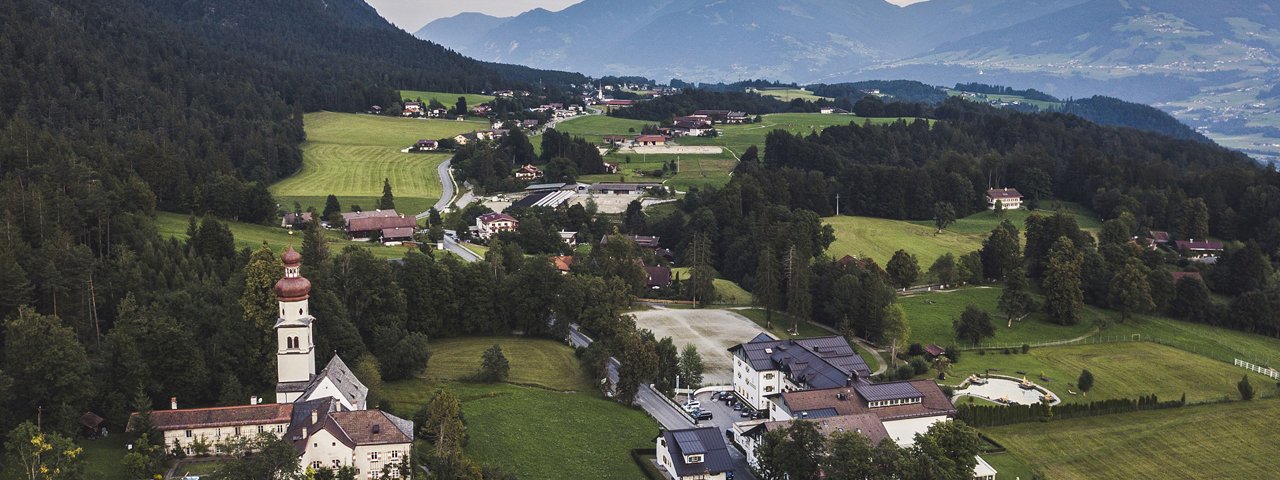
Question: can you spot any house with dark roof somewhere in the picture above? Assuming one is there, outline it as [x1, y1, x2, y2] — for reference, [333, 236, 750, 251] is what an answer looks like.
[1175, 239, 1224, 259]
[986, 187, 1023, 210]
[293, 406, 413, 476]
[727, 333, 871, 412]
[600, 234, 662, 249]
[645, 265, 672, 288]
[656, 427, 734, 480]
[282, 212, 314, 229]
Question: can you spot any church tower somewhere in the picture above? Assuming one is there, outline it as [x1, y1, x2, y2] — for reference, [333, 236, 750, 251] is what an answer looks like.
[274, 246, 316, 403]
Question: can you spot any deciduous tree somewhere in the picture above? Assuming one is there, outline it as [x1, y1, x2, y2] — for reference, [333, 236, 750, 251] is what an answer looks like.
[1108, 257, 1155, 322]
[952, 305, 995, 345]
[480, 344, 510, 382]
[886, 249, 920, 290]
[1043, 237, 1084, 326]
[1077, 369, 1094, 396]
[678, 344, 705, 390]
[998, 265, 1033, 327]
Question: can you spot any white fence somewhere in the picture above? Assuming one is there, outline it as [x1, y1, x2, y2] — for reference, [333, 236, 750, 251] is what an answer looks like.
[1235, 359, 1280, 380]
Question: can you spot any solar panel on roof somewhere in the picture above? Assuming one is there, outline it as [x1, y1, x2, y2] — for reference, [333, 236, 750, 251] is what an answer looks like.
[672, 430, 707, 454]
[855, 382, 923, 402]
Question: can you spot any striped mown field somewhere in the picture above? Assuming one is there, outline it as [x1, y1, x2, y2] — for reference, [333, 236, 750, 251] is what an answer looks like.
[270, 111, 487, 215]
[984, 398, 1280, 479]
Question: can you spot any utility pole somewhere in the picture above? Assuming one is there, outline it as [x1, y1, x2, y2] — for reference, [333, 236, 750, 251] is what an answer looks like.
[835, 193, 840, 216]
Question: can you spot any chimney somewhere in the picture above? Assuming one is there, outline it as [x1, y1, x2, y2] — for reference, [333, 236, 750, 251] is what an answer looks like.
[311, 409, 318, 425]
[302, 427, 308, 438]
[170, 397, 178, 410]
[250, 395, 259, 405]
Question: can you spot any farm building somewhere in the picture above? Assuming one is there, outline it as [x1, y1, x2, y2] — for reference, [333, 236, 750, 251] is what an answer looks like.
[644, 266, 672, 288]
[634, 134, 667, 146]
[343, 211, 417, 242]
[587, 182, 659, 195]
[986, 187, 1023, 210]
[1175, 239, 1224, 259]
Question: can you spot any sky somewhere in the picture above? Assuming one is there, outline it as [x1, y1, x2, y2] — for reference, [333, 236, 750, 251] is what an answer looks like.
[367, 0, 927, 31]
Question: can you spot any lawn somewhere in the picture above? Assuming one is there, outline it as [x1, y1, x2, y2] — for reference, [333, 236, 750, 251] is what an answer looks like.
[271, 111, 489, 216]
[824, 215, 986, 265]
[897, 286, 1097, 348]
[950, 342, 1273, 404]
[580, 153, 737, 192]
[671, 267, 753, 306]
[826, 203, 1101, 266]
[754, 88, 833, 102]
[909, 201, 1102, 235]
[1103, 313, 1280, 366]
[154, 211, 414, 260]
[397, 90, 496, 109]
[80, 435, 130, 480]
[680, 113, 923, 159]
[382, 337, 656, 480]
[413, 336, 589, 391]
[547, 115, 655, 144]
[983, 398, 1280, 479]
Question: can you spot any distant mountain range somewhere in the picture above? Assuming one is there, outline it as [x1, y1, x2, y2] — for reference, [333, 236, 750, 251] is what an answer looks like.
[417, 0, 1280, 162]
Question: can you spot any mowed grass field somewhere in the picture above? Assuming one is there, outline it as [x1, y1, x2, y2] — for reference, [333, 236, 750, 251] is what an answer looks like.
[950, 342, 1272, 404]
[397, 90, 496, 108]
[983, 399, 1280, 479]
[414, 336, 588, 390]
[271, 112, 488, 215]
[153, 211, 414, 260]
[899, 286, 1097, 347]
[754, 88, 833, 102]
[382, 337, 656, 480]
[826, 203, 1100, 265]
[670, 267, 754, 305]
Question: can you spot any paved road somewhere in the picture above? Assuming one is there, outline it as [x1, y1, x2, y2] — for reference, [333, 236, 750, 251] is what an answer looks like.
[417, 156, 456, 219]
[442, 235, 481, 262]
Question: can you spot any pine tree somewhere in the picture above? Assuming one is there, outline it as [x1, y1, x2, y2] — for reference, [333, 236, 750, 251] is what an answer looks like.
[378, 178, 395, 210]
[1043, 237, 1084, 326]
[238, 243, 283, 386]
[688, 232, 716, 306]
[785, 245, 812, 333]
[323, 194, 342, 219]
[753, 244, 782, 329]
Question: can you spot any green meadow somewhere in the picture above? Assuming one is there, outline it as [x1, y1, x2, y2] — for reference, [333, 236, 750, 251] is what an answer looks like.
[383, 337, 656, 480]
[270, 111, 488, 216]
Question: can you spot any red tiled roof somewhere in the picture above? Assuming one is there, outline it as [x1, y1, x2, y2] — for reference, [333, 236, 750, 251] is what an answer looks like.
[986, 188, 1022, 200]
[634, 135, 666, 142]
[346, 214, 416, 234]
[553, 255, 574, 272]
[381, 227, 415, 239]
[1149, 231, 1171, 243]
[1171, 271, 1203, 282]
[131, 403, 293, 432]
[478, 212, 517, 225]
[781, 379, 956, 422]
[924, 344, 946, 357]
[757, 413, 889, 446]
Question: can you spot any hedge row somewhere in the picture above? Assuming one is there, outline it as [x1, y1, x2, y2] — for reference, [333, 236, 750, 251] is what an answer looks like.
[956, 394, 1185, 427]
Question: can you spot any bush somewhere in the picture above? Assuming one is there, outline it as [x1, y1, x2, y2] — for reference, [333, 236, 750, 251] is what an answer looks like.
[895, 365, 915, 380]
[978, 349, 986, 356]
[1239, 375, 1255, 401]
[1021, 344, 1031, 354]
[937, 372, 947, 381]
[940, 385, 955, 397]
[943, 346, 960, 363]
[907, 343, 926, 356]
[1002, 348, 1011, 355]
[909, 357, 929, 375]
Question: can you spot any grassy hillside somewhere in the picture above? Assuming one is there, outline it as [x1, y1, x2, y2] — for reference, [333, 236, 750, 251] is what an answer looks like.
[383, 337, 656, 480]
[827, 203, 1101, 265]
[398, 90, 496, 108]
[754, 88, 833, 102]
[825, 215, 985, 265]
[950, 342, 1272, 404]
[899, 286, 1097, 347]
[271, 111, 487, 215]
[984, 399, 1280, 479]
[154, 211, 413, 260]
[670, 267, 753, 305]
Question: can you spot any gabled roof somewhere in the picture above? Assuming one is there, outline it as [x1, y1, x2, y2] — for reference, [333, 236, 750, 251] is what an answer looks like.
[748, 413, 890, 446]
[133, 403, 294, 432]
[302, 355, 369, 409]
[662, 428, 733, 477]
[728, 336, 871, 387]
[1175, 240, 1224, 251]
[854, 382, 923, 403]
[986, 188, 1022, 200]
[634, 134, 666, 142]
[290, 407, 413, 451]
[478, 212, 517, 225]
[780, 379, 956, 422]
[645, 266, 672, 287]
[381, 227, 415, 239]
[345, 213, 416, 233]
[1149, 231, 1171, 243]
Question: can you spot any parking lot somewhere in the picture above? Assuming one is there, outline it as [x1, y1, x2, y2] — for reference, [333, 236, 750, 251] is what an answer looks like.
[677, 389, 762, 479]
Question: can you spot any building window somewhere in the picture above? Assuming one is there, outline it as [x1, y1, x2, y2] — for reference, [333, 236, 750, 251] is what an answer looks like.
[258, 425, 264, 433]
[370, 452, 380, 460]
[311, 461, 322, 469]
[764, 386, 775, 393]
[185, 430, 192, 438]
[764, 373, 775, 380]
[234, 427, 241, 436]
[391, 451, 400, 459]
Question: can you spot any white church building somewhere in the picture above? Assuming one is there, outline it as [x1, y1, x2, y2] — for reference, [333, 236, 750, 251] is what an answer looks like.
[131, 246, 412, 478]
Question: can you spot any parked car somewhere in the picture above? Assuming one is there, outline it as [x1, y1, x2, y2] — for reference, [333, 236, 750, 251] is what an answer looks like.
[694, 411, 713, 420]
[683, 401, 701, 412]
[740, 409, 753, 418]
[732, 403, 743, 411]
[711, 392, 723, 400]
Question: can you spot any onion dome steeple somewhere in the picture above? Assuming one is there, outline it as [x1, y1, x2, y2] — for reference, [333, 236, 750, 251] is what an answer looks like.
[274, 245, 311, 301]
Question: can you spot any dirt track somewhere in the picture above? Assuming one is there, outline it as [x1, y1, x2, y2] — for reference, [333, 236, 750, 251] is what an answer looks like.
[631, 307, 769, 385]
